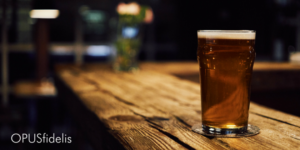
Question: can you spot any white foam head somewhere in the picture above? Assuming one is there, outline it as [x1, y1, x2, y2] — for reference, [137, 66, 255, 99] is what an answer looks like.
[197, 30, 255, 39]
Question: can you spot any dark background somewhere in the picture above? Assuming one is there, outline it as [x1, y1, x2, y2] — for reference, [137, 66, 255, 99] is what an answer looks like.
[3, 0, 300, 63]
[1, 0, 300, 149]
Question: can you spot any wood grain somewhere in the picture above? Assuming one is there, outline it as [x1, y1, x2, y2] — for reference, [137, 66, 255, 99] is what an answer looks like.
[56, 64, 300, 150]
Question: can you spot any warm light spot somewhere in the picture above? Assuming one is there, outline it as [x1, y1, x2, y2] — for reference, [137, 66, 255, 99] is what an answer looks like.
[144, 8, 154, 23]
[30, 9, 59, 19]
[213, 57, 215, 60]
[116, 2, 140, 15]
[226, 125, 237, 128]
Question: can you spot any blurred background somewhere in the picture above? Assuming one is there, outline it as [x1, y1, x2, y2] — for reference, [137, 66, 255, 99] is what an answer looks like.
[1, 0, 300, 149]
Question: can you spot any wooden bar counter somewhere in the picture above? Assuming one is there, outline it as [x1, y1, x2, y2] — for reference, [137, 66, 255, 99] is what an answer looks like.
[55, 62, 300, 150]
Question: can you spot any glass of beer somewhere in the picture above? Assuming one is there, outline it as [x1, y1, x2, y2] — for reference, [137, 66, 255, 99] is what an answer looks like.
[193, 30, 259, 137]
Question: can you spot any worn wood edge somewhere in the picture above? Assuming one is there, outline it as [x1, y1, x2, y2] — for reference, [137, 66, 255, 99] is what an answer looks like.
[54, 74, 127, 150]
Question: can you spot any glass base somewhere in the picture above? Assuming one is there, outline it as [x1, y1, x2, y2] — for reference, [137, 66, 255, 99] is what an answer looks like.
[192, 124, 260, 137]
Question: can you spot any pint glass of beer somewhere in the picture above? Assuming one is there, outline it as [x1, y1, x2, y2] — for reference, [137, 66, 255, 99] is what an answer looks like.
[197, 30, 256, 135]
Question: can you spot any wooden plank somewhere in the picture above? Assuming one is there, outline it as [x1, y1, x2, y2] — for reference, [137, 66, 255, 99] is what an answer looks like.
[80, 91, 189, 150]
[122, 71, 300, 149]
[95, 71, 300, 148]
[58, 70, 226, 150]
[250, 103, 300, 128]
[57, 65, 300, 150]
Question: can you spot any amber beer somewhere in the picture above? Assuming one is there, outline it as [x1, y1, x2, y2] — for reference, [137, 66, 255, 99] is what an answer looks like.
[197, 30, 255, 134]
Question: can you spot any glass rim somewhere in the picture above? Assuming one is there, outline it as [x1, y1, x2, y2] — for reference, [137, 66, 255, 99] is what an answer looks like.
[197, 30, 256, 39]
[197, 30, 255, 33]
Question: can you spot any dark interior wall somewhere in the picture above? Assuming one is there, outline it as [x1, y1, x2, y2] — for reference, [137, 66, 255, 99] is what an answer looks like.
[174, 0, 299, 60]
[47, 0, 296, 60]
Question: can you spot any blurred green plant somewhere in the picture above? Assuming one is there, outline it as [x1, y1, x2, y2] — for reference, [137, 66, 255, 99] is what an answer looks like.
[114, 38, 140, 71]
[114, 2, 150, 72]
